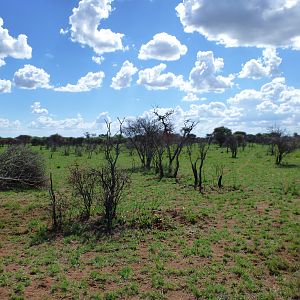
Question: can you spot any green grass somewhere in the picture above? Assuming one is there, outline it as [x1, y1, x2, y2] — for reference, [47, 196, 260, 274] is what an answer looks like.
[0, 144, 299, 299]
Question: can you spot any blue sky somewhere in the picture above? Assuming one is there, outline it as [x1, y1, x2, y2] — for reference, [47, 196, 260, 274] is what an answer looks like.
[0, 0, 299, 137]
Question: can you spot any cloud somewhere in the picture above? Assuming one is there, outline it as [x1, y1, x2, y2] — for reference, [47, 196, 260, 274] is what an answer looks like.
[29, 114, 96, 130]
[31, 102, 48, 115]
[239, 48, 282, 79]
[176, 0, 300, 49]
[0, 18, 32, 67]
[0, 79, 11, 93]
[54, 71, 105, 92]
[182, 93, 199, 102]
[138, 32, 188, 61]
[0, 118, 21, 129]
[137, 63, 184, 90]
[92, 55, 105, 65]
[28, 111, 117, 135]
[68, 0, 125, 55]
[188, 51, 234, 92]
[13, 65, 51, 89]
[136, 51, 234, 94]
[226, 77, 300, 130]
[111, 60, 138, 90]
[96, 111, 111, 123]
[137, 77, 300, 135]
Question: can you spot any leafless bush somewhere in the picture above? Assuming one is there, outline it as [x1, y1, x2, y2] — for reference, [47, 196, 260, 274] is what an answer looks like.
[68, 163, 98, 220]
[0, 145, 47, 190]
[98, 119, 131, 233]
[97, 166, 130, 233]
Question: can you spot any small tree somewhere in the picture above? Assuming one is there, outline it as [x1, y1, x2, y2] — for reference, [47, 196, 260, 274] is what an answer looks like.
[153, 108, 197, 178]
[275, 136, 297, 165]
[268, 127, 298, 165]
[124, 117, 160, 170]
[213, 126, 232, 147]
[0, 146, 46, 190]
[226, 135, 238, 158]
[97, 119, 130, 233]
[187, 137, 211, 192]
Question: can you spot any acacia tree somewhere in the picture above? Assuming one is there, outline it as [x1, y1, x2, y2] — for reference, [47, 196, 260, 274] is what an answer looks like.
[268, 127, 297, 165]
[226, 135, 238, 158]
[275, 136, 297, 165]
[213, 126, 232, 147]
[124, 117, 160, 170]
[187, 137, 212, 192]
[153, 108, 197, 178]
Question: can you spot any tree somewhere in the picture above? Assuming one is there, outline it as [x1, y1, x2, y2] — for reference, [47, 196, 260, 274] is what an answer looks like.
[268, 127, 298, 164]
[187, 137, 212, 192]
[234, 131, 247, 150]
[153, 108, 197, 178]
[15, 135, 32, 145]
[275, 136, 297, 165]
[213, 127, 232, 147]
[97, 119, 130, 233]
[226, 135, 238, 158]
[124, 117, 160, 170]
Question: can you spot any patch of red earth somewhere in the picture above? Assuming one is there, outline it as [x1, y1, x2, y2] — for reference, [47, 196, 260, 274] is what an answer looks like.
[24, 277, 54, 299]
[255, 202, 269, 214]
[0, 287, 10, 299]
[163, 289, 194, 300]
[211, 242, 225, 260]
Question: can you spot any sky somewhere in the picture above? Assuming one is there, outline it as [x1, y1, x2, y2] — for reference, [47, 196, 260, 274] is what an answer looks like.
[0, 0, 300, 137]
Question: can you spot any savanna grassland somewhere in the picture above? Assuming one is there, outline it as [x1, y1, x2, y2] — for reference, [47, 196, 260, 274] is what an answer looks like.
[0, 145, 299, 300]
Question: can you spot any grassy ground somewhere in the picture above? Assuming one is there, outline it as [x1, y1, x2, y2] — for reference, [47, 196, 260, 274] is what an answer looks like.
[0, 145, 299, 299]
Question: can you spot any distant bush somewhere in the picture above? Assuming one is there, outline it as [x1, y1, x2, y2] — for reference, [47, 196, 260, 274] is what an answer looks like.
[0, 146, 47, 190]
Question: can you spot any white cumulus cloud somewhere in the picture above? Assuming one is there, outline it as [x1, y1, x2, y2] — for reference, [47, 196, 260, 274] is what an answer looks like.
[54, 71, 105, 92]
[31, 102, 48, 115]
[13, 65, 51, 89]
[29, 114, 95, 130]
[138, 32, 188, 61]
[188, 51, 234, 92]
[176, 0, 300, 49]
[182, 93, 199, 102]
[227, 77, 300, 129]
[0, 79, 11, 93]
[0, 118, 21, 129]
[0, 18, 32, 67]
[68, 0, 125, 55]
[137, 63, 184, 90]
[92, 55, 105, 65]
[239, 48, 282, 79]
[111, 60, 138, 90]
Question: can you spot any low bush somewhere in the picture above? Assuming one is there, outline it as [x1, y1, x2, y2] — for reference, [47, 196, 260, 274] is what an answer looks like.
[0, 146, 47, 190]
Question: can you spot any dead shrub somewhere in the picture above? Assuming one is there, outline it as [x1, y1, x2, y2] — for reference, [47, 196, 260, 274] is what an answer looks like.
[0, 145, 47, 190]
